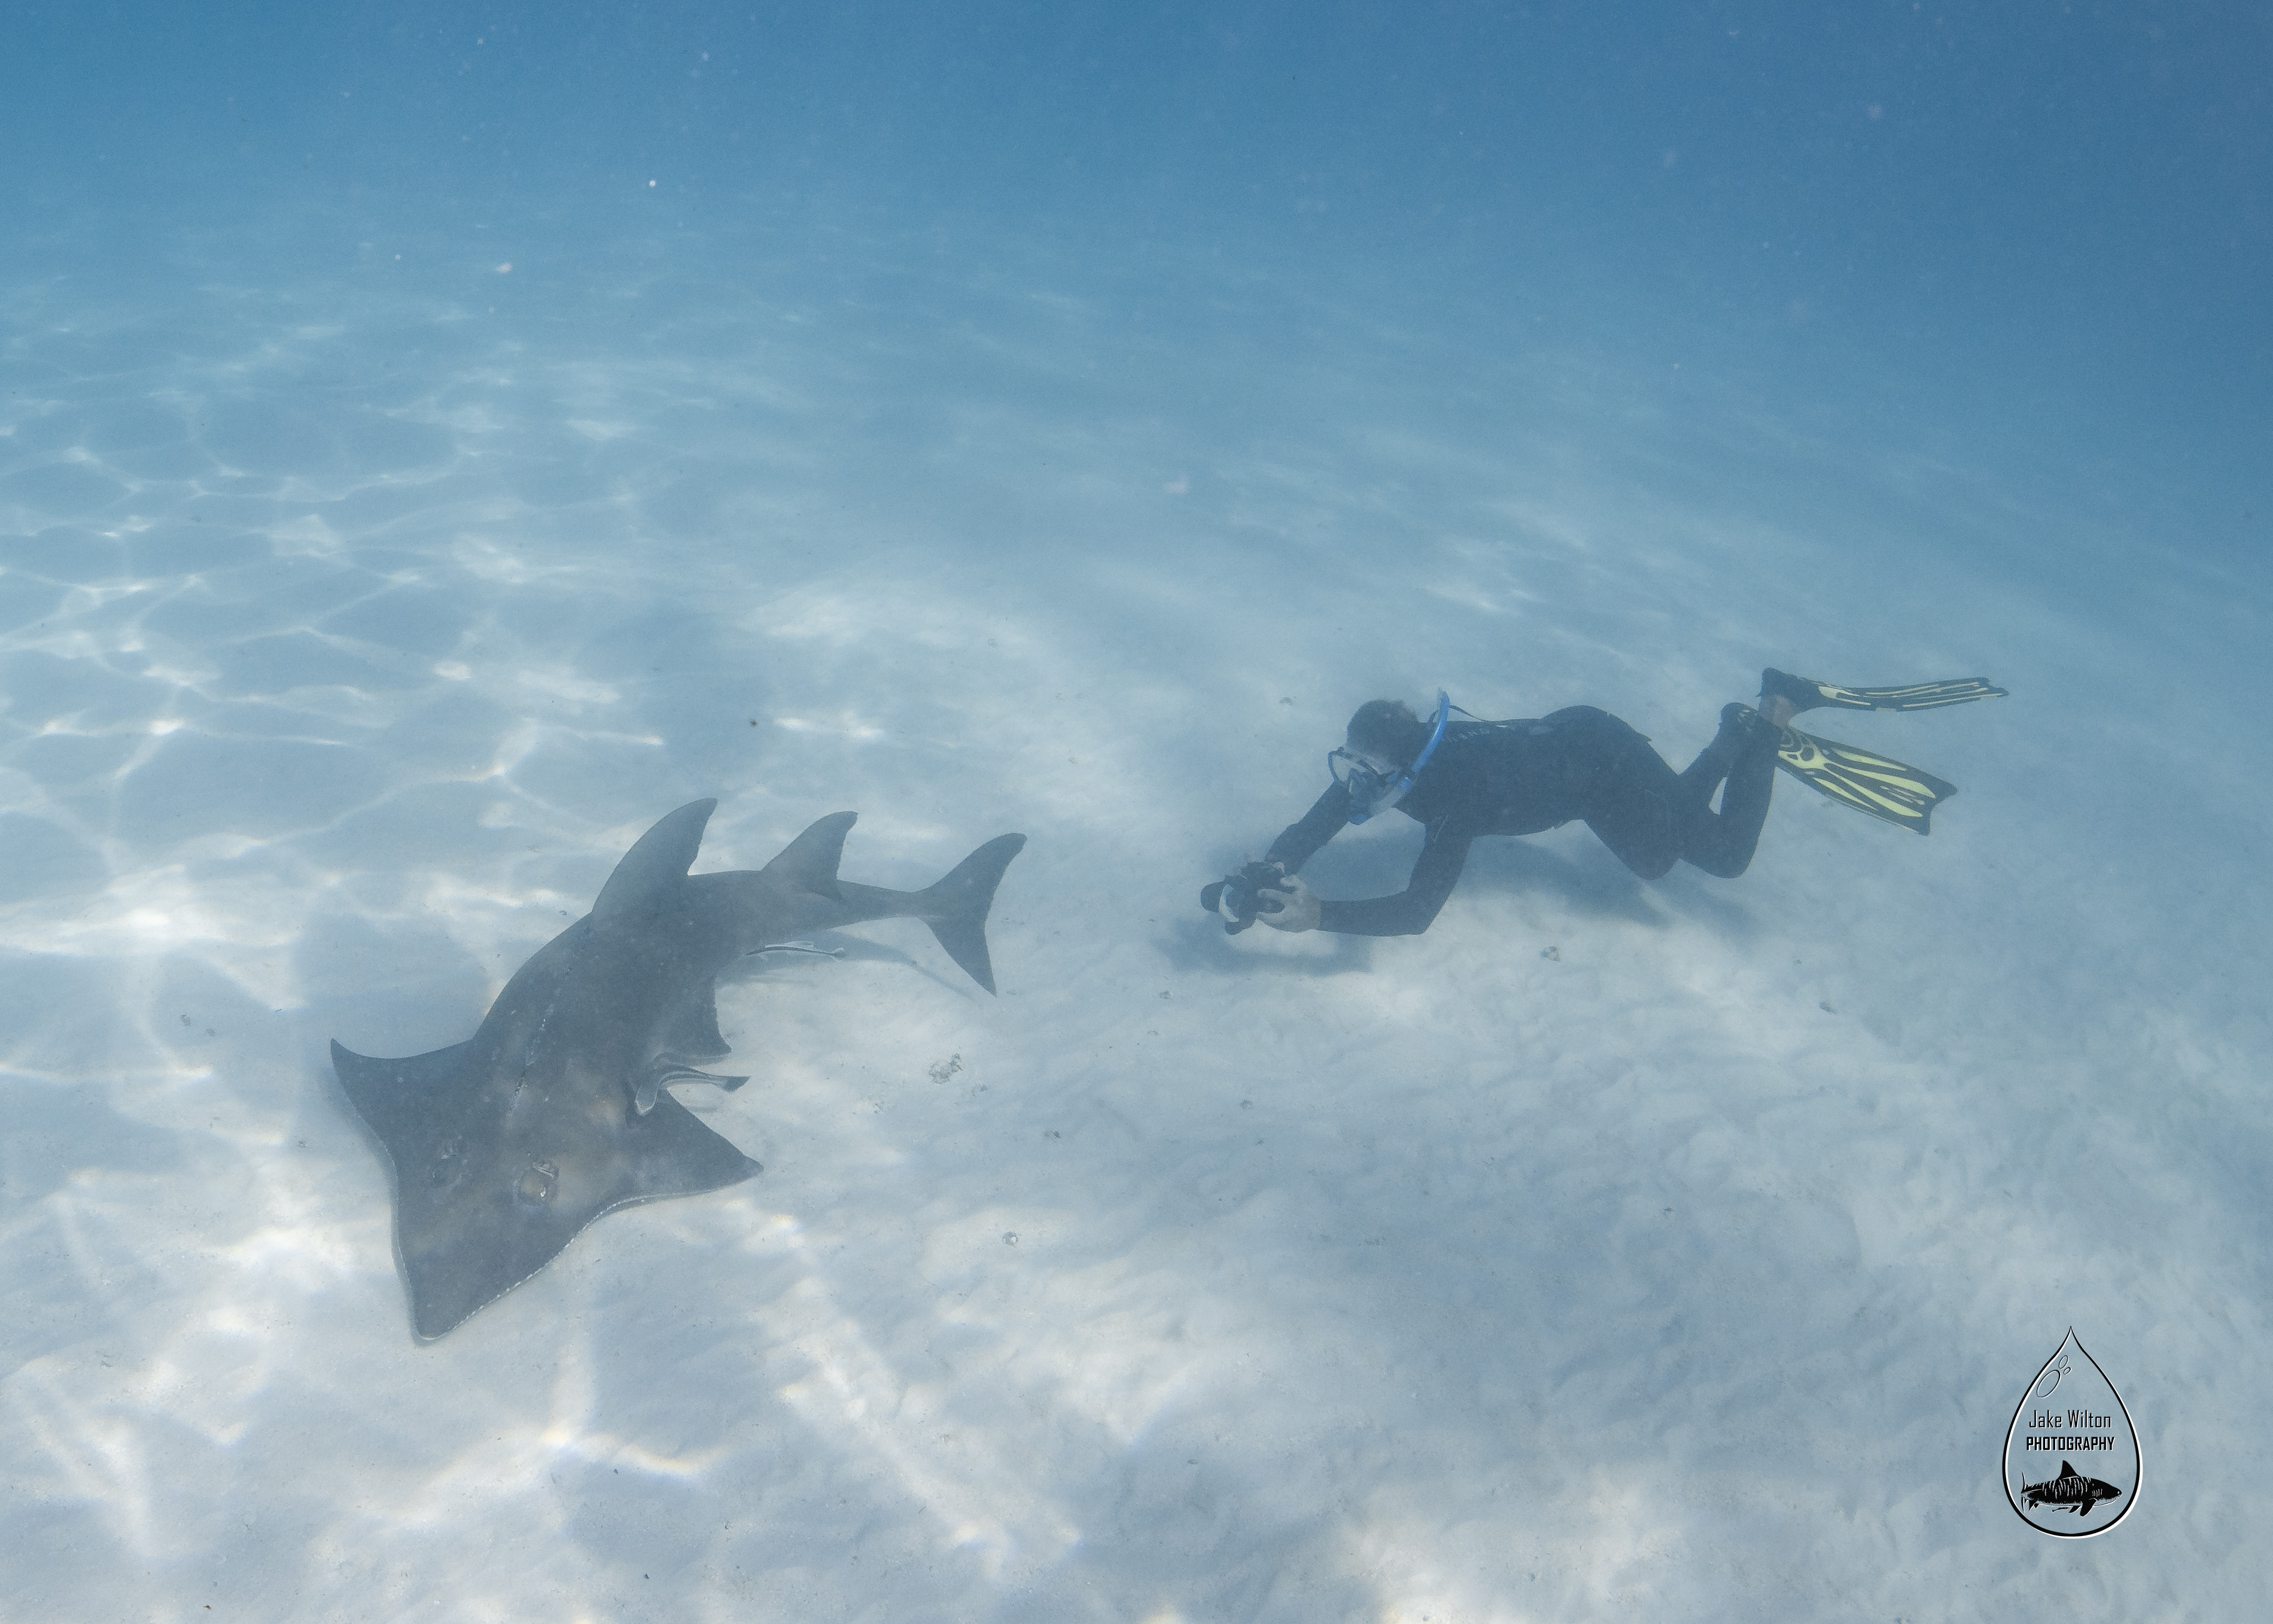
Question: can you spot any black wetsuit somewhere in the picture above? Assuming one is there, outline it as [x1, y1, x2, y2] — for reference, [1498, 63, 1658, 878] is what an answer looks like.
[1265, 706, 1777, 936]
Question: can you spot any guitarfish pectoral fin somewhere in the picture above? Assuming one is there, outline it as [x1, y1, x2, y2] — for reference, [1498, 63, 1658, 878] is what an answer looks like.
[661, 986, 731, 1062]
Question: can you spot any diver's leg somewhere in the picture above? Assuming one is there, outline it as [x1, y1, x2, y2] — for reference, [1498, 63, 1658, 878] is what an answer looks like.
[1675, 704, 1779, 878]
[1675, 726, 1742, 804]
[1585, 788, 1680, 878]
[1675, 694, 1788, 798]
[1572, 719, 1685, 880]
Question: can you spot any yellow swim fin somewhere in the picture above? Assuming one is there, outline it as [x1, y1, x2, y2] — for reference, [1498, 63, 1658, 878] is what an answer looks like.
[1761, 668, 2008, 714]
[1773, 726, 1959, 834]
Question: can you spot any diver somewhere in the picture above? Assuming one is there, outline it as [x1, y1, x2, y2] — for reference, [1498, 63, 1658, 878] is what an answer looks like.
[1201, 670, 2006, 938]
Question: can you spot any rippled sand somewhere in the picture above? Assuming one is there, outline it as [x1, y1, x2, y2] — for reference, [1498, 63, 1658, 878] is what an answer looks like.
[2, 208, 2260, 1621]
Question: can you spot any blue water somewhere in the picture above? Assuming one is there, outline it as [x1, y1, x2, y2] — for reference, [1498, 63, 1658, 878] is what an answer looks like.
[4, 6, 2268, 1619]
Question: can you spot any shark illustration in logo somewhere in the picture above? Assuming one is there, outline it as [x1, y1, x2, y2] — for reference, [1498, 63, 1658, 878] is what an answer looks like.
[331, 799, 1026, 1340]
[2019, 1461, 2125, 1519]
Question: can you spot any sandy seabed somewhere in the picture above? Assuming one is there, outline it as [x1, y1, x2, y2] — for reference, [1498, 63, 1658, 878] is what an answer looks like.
[2, 206, 2265, 1621]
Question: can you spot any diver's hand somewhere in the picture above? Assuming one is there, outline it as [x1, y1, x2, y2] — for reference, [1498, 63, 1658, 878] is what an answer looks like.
[1256, 874, 1320, 932]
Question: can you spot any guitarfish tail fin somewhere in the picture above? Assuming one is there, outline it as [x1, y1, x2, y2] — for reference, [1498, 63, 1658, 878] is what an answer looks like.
[915, 834, 1027, 995]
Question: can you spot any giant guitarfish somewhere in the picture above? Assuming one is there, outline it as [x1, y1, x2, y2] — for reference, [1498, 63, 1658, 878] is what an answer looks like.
[332, 800, 1025, 1339]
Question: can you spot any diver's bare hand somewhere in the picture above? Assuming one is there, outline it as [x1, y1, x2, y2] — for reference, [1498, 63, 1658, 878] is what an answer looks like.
[1256, 875, 1320, 933]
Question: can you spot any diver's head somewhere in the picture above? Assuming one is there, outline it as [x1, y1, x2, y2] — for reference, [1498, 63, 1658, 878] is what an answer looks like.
[1345, 699, 1431, 769]
[1332, 692, 1452, 825]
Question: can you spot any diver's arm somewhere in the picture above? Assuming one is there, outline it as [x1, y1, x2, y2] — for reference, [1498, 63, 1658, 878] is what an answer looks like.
[1313, 817, 1475, 936]
[1262, 779, 1354, 872]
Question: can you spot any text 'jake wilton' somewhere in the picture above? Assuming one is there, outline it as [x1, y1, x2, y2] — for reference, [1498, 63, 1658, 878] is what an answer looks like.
[2025, 1407, 2119, 1451]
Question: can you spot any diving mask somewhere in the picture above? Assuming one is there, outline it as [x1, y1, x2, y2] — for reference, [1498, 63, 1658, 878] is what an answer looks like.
[1328, 690, 1450, 824]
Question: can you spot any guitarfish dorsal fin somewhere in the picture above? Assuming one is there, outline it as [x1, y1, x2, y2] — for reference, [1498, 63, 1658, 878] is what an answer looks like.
[594, 799, 717, 920]
[760, 811, 856, 902]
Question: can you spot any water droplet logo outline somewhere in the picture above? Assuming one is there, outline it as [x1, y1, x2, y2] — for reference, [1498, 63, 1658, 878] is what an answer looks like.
[2001, 1328, 2140, 1538]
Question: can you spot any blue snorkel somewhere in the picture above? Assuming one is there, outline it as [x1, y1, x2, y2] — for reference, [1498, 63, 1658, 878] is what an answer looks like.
[1338, 689, 1450, 824]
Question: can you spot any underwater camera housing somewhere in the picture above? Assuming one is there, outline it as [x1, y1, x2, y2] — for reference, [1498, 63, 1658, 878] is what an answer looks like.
[1201, 860, 1290, 935]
